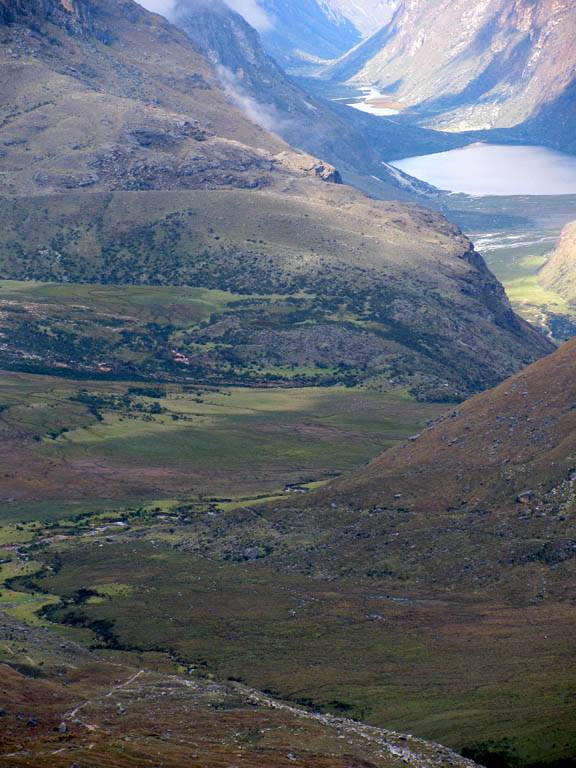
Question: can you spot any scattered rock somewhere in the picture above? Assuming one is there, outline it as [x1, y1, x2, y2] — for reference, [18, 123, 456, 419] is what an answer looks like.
[517, 491, 533, 504]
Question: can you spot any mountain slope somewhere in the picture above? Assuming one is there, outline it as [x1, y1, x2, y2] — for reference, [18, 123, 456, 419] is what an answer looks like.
[0, 0, 554, 399]
[237, 0, 393, 71]
[254, 0, 362, 69]
[172, 0, 441, 201]
[269, 335, 576, 597]
[0, 611, 478, 768]
[539, 220, 576, 300]
[0, 0, 309, 196]
[9, 343, 576, 764]
[326, 0, 576, 139]
[323, 0, 395, 37]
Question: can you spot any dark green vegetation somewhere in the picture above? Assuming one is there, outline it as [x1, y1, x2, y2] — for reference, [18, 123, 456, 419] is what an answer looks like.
[0, 189, 555, 401]
[4, 500, 576, 767]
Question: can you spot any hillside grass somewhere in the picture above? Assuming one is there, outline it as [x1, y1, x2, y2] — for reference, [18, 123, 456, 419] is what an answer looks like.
[444, 192, 576, 339]
[10, 534, 576, 767]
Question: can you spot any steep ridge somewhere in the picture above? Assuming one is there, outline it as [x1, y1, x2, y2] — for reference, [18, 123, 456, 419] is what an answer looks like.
[514, 74, 576, 154]
[539, 220, 576, 300]
[325, 0, 576, 140]
[0, 0, 554, 398]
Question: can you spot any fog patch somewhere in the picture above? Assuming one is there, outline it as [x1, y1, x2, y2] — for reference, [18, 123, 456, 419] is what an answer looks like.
[216, 65, 288, 136]
[224, 0, 274, 30]
[136, 0, 274, 30]
[136, 0, 176, 18]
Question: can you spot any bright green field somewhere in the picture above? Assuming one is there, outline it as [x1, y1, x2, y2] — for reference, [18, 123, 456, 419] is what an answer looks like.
[0, 369, 447, 502]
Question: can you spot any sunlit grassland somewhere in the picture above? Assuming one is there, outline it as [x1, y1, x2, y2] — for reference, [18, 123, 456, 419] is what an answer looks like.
[0, 367, 447, 504]
[53, 387, 439, 469]
[0, 279, 308, 325]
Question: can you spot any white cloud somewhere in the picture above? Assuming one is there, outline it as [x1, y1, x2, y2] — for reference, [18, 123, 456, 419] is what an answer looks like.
[223, 0, 274, 31]
[136, 0, 176, 18]
[216, 64, 286, 134]
[135, 0, 274, 30]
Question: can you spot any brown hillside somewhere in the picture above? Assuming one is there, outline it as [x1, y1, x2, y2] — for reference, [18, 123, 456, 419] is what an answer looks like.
[0, 610, 478, 768]
[322, 335, 576, 514]
[243, 337, 576, 596]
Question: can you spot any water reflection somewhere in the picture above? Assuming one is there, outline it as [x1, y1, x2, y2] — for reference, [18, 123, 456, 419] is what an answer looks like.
[391, 143, 576, 195]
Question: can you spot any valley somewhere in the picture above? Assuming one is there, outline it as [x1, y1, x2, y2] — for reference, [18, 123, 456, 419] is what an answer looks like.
[444, 194, 576, 341]
[0, 368, 445, 503]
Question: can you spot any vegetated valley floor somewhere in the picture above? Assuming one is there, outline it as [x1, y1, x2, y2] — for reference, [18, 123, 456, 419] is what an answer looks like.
[0, 194, 574, 768]
[2, 358, 576, 765]
[444, 193, 576, 340]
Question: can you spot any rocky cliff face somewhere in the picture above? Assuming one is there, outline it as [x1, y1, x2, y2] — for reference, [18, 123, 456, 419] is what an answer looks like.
[327, 0, 576, 137]
[539, 220, 576, 300]
[0, 0, 111, 39]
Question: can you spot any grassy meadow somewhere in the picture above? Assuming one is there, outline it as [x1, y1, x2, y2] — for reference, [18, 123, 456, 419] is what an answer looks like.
[0, 369, 446, 504]
[5, 528, 576, 766]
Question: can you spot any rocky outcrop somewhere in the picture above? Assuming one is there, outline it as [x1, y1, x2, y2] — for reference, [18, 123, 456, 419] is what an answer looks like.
[0, 0, 112, 40]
